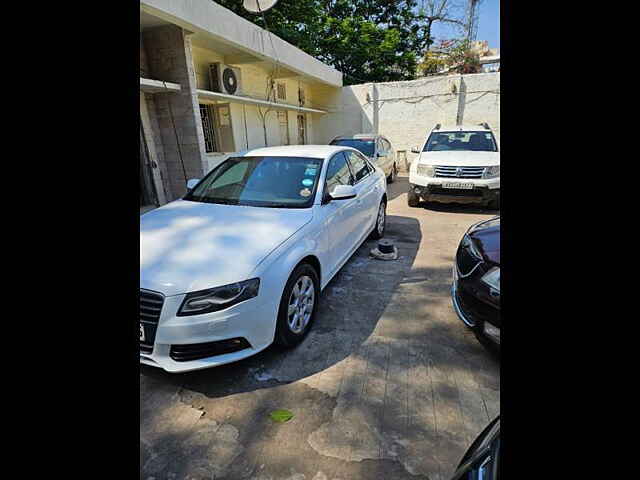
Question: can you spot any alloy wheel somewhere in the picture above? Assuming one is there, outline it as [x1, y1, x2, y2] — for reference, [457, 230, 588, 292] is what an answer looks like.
[287, 275, 315, 334]
[377, 203, 386, 236]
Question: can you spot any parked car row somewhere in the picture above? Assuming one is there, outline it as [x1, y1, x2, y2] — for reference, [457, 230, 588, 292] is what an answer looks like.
[140, 137, 500, 478]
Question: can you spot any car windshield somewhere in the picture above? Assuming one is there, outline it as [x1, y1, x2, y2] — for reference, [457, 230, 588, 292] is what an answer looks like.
[330, 138, 375, 157]
[423, 131, 498, 152]
[184, 156, 323, 208]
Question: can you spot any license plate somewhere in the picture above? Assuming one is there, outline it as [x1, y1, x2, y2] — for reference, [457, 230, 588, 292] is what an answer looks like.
[140, 324, 146, 342]
[442, 182, 474, 189]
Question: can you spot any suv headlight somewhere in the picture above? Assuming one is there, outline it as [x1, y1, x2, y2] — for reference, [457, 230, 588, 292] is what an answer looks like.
[178, 278, 260, 316]
[481, 267, 500, 292]
[417, 164, 435, 177]
[483, 165, 500, 179]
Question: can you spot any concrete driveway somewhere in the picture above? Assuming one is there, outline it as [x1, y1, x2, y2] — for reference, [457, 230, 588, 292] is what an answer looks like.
[140, 175, 500, 480]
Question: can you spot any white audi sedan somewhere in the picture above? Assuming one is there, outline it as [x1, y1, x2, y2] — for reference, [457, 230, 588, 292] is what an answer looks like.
[140, 145, 387, 372]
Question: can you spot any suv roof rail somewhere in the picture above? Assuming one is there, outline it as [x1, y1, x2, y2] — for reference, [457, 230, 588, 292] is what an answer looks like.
[434, 123, 441, 130]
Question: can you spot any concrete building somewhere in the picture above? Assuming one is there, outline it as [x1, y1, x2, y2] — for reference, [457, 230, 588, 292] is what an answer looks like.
[139, 0, 342, 210]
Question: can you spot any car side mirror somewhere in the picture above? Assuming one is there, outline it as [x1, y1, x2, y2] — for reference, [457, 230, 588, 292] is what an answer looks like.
[329, 184, 357, 201]
[186, 178, 200, 190]
[411, 146, 420, 154]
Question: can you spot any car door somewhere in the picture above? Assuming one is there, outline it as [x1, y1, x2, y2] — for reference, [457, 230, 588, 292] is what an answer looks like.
[321, 151, 360, 275]
[345, 150, 380, 240]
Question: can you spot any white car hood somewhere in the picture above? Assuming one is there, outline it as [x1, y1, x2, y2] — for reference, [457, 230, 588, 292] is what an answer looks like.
[417, 151, 500, 166]
[140, 200, 312, 296]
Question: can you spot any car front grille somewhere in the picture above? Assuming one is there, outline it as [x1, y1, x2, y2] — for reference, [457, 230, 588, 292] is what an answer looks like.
[170, 338, 252, 362]
[140, 289, 164, 354]
[435, 166, 485, 178]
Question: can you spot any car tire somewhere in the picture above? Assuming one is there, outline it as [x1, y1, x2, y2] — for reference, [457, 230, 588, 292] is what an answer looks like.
[387, 163, 397, 184]
[488, 194, 500, 210]
[407, 187, 420, 207]
[274, 263, 320, 348]
[369, 200, 387, 239]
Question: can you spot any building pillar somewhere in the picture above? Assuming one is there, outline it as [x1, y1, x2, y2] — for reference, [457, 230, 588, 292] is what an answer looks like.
[142, 25, 208, 200]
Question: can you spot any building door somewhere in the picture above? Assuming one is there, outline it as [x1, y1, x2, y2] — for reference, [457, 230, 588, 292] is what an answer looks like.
[140, 119, 157, 208]
[277, 110, 290, 145]
[200, 103, 236, 153]
[213, 104, 235, 152]
[297, 114, 307, 145]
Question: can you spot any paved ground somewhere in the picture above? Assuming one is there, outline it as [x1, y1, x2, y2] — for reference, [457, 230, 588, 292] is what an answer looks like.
[140, 175, 500, 480]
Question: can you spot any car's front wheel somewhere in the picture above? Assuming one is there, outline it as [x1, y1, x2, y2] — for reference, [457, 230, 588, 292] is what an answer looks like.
[407, 187, 420, 207]
[370, 200, 387, 239]
[275, 263, 319, 347]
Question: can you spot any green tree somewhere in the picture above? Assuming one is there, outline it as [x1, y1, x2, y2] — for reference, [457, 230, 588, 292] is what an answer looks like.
[214, 0, 453, 85]
[418, 38, 481, 76]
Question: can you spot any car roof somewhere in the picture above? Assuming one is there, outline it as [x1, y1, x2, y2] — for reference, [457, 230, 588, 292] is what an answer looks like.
[434, 124, 492, 133]
[332, 133, 383, 140]
[236, 145, 353, 159]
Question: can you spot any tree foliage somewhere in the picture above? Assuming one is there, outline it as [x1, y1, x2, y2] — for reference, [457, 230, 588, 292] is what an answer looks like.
[214, 0, 464, 85]
[418, 38, 482, 76]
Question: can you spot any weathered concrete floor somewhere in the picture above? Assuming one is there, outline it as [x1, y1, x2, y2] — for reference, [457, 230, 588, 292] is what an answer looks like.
[140, 176, 500, 480]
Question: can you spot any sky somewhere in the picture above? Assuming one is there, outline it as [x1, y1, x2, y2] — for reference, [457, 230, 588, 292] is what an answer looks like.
[430, 0, 500, 49]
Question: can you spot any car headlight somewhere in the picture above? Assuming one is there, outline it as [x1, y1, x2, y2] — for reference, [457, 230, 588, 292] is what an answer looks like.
[417, 164, 435, 177]
[483, 165, 500, 179]
[481, 267, 500, 292]
[463, 234, 484, 260]
[177, 278, 260, 316]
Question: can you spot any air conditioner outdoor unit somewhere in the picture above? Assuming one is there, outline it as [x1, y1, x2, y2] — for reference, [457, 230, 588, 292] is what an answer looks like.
[208, 63, 243, 96]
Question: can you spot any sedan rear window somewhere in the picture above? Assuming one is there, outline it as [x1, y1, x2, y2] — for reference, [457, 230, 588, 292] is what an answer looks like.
[424, 131, 498, 152]
[330, 138, 375, 157]
[184, 156, 323, 208]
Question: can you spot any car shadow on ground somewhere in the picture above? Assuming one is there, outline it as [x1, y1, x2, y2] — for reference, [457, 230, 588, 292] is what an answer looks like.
[140, 213, 423, 398]
[420, 202, 499, 215]
[386, 174, 409, 202]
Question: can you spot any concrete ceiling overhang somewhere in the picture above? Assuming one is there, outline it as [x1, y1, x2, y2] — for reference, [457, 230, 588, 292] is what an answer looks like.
[140, 0, 342, 88]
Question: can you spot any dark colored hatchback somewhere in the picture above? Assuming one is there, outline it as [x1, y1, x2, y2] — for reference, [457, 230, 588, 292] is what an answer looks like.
[451, 217, 500, 352]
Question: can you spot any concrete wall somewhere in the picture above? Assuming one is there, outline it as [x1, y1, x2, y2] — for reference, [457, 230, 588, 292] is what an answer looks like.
[313, 73, 500, 169]
[142, 25, 209, 200]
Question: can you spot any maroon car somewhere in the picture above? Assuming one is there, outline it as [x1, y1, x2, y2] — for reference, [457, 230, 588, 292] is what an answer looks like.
[451, 217, 500, 352]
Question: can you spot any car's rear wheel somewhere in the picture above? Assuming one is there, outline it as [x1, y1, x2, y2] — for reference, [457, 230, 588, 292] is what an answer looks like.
[387, 163, 397, 184]
[274, 263, 319, 347]
[370, 200, 387, 239]
[407, 187, 420, 207]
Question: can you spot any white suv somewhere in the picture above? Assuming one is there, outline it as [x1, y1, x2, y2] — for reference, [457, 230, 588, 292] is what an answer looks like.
[408, 123, 500, 209]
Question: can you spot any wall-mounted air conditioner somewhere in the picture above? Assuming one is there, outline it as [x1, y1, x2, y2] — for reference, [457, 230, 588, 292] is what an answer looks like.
[208, 63, 243, 96]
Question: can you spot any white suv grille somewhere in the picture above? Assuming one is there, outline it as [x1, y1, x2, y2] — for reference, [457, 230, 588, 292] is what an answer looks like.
[435, 166, 486, 179]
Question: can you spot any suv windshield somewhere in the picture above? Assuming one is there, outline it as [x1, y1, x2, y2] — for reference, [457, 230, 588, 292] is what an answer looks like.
[330, 138, 375, 157]
[184, 156, 323, 208]
[423, 131, 498, 152]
